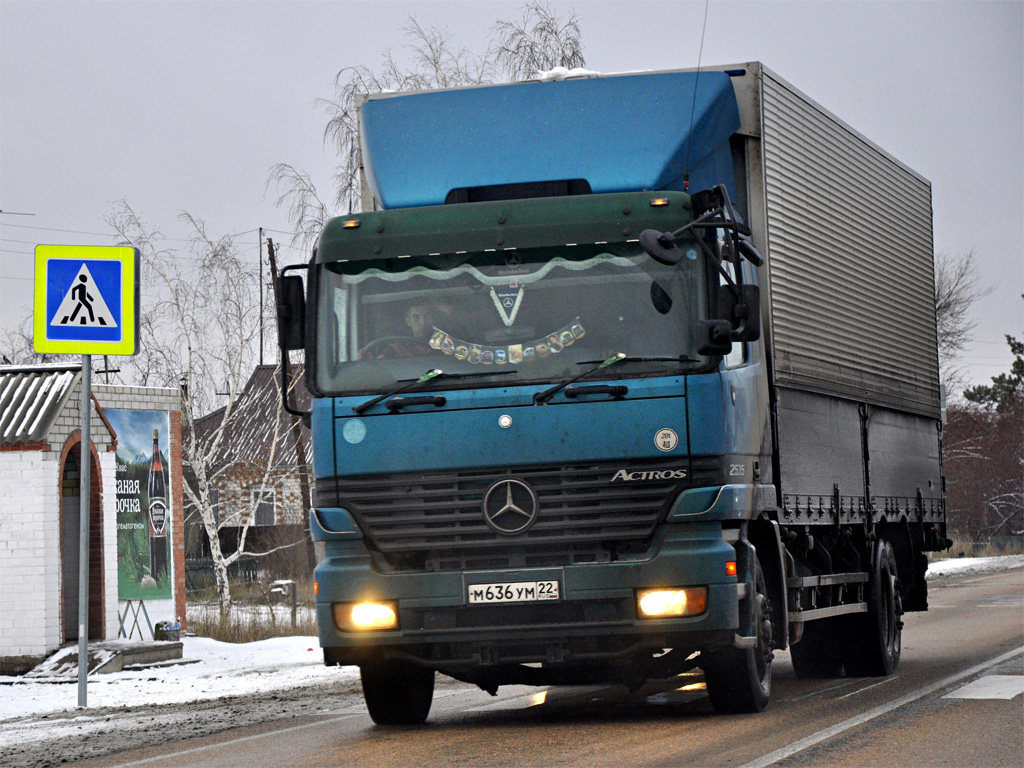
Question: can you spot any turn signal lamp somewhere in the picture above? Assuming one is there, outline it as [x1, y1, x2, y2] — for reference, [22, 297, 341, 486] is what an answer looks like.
[637, 587, 708, 618]
[314, 581, 319, 596]
[334, 601, 399, 631]
[726, 561, 737, 577]
[342, 219, 361, 229]
[649, 197, 670, 207]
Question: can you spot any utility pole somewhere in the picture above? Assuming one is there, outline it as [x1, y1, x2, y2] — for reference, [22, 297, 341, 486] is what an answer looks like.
[266, 239, 314, 567]
[258, 227, 264, 367]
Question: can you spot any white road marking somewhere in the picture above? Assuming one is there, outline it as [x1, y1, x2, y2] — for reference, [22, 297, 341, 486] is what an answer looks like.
[107, 714, 357, 767]
[835, 676, 900, 701]
[737, 646, 1024, 768]
[944, 675, 1024, 700]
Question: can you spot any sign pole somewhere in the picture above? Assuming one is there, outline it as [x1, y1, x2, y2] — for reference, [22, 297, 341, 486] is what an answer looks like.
[77, 354, 91, 707]
[33, 244, 139, 710]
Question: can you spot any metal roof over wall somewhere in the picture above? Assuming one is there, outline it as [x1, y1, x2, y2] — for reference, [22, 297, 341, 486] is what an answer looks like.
[0, 364, 80, 447]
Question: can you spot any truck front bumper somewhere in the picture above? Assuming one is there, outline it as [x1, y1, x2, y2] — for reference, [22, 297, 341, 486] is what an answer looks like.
[315, 524, 740, 668]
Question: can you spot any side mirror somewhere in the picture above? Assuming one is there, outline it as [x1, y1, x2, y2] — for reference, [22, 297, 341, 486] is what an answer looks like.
[716, 284, 761, 342]
[696, 319, 733, 356]
[276, 275, 306, 351]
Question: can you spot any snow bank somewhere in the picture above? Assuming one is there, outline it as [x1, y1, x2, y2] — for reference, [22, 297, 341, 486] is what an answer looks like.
[0, 635, 355, 729]
[926, 554, 1023, 579]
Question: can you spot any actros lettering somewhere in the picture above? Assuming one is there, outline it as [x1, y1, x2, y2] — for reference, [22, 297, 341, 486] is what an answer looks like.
[611, 469, 687, 482]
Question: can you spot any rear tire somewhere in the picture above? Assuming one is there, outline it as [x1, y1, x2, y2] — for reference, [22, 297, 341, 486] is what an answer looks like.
[360, 659, 435, 725]
[790, 618, 845, 678]
[704, 558, 774, 713]
[844, 539, 902, 676]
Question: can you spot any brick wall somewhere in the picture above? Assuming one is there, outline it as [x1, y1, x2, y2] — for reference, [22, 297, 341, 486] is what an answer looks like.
[0, 451, 61, 660]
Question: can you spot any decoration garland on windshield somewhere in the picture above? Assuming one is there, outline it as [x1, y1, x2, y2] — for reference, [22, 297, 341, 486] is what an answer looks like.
[428, 319, 586, 364]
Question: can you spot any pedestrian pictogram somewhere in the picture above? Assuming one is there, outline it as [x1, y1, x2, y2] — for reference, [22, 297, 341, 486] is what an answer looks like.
[51, 264, 118, 328]
[34, 245, 139, 355]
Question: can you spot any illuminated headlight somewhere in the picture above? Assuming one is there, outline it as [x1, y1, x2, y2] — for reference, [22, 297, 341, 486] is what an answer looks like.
[637, 587, 708, 618]
[334, 601, 399, 631]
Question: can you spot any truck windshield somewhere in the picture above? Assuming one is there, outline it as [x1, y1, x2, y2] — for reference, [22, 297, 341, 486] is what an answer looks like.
[315, 241, 709, 395]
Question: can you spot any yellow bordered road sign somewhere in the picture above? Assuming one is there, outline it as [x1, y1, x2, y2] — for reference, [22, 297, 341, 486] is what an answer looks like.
[34, 245, 140, 355]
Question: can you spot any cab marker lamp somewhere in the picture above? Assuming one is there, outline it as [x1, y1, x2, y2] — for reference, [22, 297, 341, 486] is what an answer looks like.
[334, 601, 399, 631]
[637, 587, 708, 618]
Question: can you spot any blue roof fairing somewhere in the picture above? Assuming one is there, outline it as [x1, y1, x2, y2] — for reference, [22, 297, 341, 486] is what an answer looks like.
[360, 70, 741, 209]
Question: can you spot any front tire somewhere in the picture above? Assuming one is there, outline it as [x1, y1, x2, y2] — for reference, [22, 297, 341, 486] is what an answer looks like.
[360, 659, 435, 725]
[704, 558, 774, 713]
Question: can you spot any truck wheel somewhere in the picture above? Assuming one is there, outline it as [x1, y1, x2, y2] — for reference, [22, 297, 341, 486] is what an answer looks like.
[704, 559, 774, 713]
[360, 659, 435, 725]
[790, 618, 845, 678]
[844, 539, 902, 676]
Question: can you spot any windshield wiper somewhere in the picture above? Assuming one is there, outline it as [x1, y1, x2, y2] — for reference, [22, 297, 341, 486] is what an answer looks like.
[353, 368, 443, 415]
[534, 352, 627, 405]
[353, 368, 518, 415]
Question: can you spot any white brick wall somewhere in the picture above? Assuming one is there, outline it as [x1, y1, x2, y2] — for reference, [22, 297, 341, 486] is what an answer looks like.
[99, 450, 119, 640]
[0, 451, 61, 658]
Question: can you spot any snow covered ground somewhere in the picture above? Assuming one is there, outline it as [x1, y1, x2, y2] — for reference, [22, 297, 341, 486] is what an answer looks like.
[0, 636, 357, 725]
[0, 555, 1019, 737]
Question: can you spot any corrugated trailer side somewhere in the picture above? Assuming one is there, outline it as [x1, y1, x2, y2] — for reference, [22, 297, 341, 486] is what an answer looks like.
[739, 62, 943, 530]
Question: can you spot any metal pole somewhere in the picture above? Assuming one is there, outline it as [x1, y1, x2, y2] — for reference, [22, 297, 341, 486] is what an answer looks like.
[258, 227, 264, 367]
[77, 355, 92, 707]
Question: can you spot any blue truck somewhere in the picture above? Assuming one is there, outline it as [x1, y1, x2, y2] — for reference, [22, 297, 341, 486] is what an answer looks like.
[276, 62, 947, 723]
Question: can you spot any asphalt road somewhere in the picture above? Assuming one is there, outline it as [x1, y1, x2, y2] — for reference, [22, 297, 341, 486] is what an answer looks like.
[80, 568, 1024, 768]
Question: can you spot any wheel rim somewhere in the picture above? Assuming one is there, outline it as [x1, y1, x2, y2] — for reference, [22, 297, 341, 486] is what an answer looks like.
[880, 557, 902, 663]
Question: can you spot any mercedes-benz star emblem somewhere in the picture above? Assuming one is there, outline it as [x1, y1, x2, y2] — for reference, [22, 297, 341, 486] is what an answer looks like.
[482, 478, 539, 535]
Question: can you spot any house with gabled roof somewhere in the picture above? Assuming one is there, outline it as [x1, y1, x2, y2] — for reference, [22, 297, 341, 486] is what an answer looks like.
[187, 365, 312, 577]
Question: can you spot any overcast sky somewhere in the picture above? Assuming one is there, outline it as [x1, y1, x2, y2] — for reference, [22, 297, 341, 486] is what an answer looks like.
[1, 1, 1020, 390]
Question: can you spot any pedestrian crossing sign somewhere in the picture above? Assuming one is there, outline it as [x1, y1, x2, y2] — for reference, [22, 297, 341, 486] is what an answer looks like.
[34, 245, 139, 355]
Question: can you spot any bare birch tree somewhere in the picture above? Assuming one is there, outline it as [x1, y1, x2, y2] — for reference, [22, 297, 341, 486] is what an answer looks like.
[106, 202, 304, 617]
[491, 2, 585, 81]
[934, 249, 992, 392]
[267, 3, 586, 252]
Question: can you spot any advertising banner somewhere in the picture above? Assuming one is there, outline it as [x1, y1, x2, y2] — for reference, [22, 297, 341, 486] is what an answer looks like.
[107, 409, 172, 600]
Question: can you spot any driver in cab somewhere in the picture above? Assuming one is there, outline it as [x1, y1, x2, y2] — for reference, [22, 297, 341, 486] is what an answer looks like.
[360, 302, 441, 359]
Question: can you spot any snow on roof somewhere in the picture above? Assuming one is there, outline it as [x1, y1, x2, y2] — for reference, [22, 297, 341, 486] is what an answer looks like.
[0, 364, 80, 446]
[192, 365, 311, 472]
[533, 66, 602, 81]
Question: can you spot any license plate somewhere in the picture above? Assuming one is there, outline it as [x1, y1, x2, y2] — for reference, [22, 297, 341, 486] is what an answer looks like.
[467, 580, 560, 604]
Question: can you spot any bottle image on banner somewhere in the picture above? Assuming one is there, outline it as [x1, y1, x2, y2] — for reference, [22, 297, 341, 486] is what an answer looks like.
[148, 428, 168, 581]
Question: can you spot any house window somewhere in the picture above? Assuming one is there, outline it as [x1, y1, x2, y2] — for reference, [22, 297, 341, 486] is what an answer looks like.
[250, 488, 276, 526]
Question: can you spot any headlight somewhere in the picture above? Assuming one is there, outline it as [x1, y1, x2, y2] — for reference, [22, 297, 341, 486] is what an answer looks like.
[636, 587, 708, 618]
[333, 601, 399, 631]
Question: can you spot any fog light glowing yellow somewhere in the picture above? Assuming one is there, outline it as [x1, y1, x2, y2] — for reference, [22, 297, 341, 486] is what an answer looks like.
[334, 601, 398, 631]
[637, 587, 708, 618]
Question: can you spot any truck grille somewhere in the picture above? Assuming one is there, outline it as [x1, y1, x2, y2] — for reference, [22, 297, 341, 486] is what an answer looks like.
[315, 457, 721, 571]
